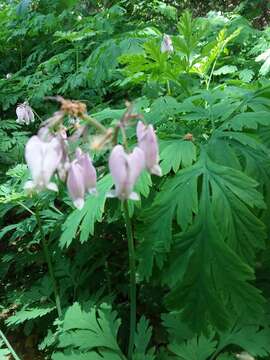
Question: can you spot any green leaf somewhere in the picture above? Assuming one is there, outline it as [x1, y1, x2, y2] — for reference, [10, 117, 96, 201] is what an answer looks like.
[57, 302, 122, 355]
[222, 111, 270, 131]
[213, 65, 238, 76]
[6, 305, 55, 326]
[160, 140, 196, 175]
[52, 350, 123, 360]
[239, 69, 254, 83]
[138, 150, 265, 329]
[168, 333, 217, 360]
[218, 325, 270, 357]
[60, 175, 113, 248]
[133, 316, 155, 359]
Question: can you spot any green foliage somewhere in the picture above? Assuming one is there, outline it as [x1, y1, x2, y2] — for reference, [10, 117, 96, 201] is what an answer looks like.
[1, 1, 270, 360]
[52, 302, 124, 359]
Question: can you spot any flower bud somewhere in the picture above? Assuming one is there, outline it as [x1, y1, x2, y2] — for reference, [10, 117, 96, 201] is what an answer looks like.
[108, 145, 145, 200]
[161, 34, 173, 53]
[136, 121, 162, 176]
[16, 102, 35, 125]
[24, 135, 62, 193]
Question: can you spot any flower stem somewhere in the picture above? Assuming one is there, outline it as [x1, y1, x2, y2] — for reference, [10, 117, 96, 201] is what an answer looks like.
[123, 201, 136, 359]
[82, 114, 108, 133]
[0, 329, 21, 360]
[35, 209, 62, 318]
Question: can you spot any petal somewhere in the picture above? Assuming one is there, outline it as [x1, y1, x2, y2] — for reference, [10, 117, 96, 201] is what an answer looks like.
[136, 120, 146, 142]
[128, 147, 145, 184]
[109, 145, 128, 189]
[26, 105, 35, 123]
[46, 182, 58, 192]
[42, 138, 62, 184]
[73, 198, 85, 210]
[77, 152, 97, 192]
[138, 124, 159, 171]
[67, 162, 85, 204]
[128, 192, 140, 201]
[16, 106, 25, 122]
[25, 136, 44, 183]
[150, 164, 162, 177]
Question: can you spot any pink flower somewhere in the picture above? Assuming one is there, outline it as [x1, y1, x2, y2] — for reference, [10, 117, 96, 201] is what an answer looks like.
[161, 34, 173, 53]
[136, 121, 162, 176]
[16, 102, 35, 125]
[24, 135, 62, 192]
[108, 145, 145, 200]
[67, 148, 97, 209]
[75, 148, 97, 194]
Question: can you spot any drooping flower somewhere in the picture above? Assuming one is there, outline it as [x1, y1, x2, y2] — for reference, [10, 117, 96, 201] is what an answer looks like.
[24, 135, 62, 192]
[67, 161, 85, 210]
[16, 102, 35, 125]
[108, 145, 145, 200]
[66, 148, 97, 209]
[160, 34, 173, 53]
[136, 121, 162, 176]
[75, 148, 97, 194]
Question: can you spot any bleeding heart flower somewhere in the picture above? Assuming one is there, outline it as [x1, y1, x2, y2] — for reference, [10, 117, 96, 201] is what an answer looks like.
[75, 148, 97, 194]
[108, 145, 145, 200]
[136, 121, 162, 176]
[67, 161, 85, 210]
[160, 34, 173, 53]
[67, 148, 97, 209]
[24, 135, 62, 193]
[16, 102, 35, 125]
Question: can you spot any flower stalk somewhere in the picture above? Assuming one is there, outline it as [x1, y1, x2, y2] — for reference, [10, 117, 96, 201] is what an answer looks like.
[123, 200, 136, 359]
[0, 329, 21, 360]
[35, 208, 62, 318]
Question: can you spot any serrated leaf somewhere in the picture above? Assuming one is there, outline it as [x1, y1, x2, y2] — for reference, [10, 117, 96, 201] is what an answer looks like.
[239, 69, 254, 83]
[52, 350, 123, 360]
[213, 65, 238, 76]
[222, 111, 270, 131]
[160, 140, 196, 175]
[138, 150, 265, 329]
[6, 305, 55, 326]
[133, 316, 155, 359]
[58, 302, 122, 354]
[169, 333, 217, 360]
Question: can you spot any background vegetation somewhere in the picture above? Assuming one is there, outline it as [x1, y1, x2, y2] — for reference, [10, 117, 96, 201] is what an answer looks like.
[1, 0, 270, 359]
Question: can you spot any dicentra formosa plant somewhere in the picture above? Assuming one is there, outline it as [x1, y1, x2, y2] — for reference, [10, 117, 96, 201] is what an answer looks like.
[23, 97, 162, 359]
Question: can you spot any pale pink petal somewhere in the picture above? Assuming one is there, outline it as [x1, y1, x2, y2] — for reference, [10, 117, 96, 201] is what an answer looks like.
[136, 121, 146, 142]
[67, 162, 85, 209]
[42, 138, 62, 184]
[76, 151, 97, 192]
[25, 136, 44, 184]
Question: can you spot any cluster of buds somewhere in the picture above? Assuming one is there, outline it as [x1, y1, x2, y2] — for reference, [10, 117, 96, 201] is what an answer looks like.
[161, 34, 173, 53]
[23, 99, 162, 209]
[16, 102, 35, 125]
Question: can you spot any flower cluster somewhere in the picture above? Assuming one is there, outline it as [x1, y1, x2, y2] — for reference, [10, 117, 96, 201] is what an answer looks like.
[108, 120, 162, 200]
[24, 102, 161, 209]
